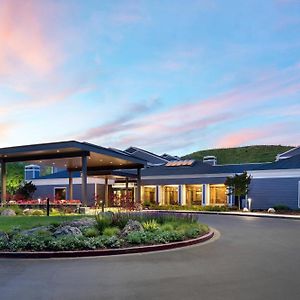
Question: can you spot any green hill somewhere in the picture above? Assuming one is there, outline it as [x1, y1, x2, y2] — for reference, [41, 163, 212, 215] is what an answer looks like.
[183, 145, 294, 164]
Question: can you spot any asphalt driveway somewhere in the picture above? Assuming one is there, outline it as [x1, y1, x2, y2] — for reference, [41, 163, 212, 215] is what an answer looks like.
[0, 214, 299, 300]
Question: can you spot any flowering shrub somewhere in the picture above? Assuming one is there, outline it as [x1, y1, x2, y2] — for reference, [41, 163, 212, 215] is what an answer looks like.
[142, 220, 159, 232]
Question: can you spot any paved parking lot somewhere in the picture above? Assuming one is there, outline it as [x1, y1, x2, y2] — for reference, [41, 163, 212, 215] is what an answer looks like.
[0, 214, 299, 300]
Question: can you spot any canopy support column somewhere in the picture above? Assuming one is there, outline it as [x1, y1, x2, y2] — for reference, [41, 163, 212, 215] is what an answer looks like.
[81, 155, 88, 206]
[136, 168, 141, 204]
[68, 171, 73, 200]
[1, 161, 6, 205]
[104, 177, 109, 207]
[125, 177, 129, 198]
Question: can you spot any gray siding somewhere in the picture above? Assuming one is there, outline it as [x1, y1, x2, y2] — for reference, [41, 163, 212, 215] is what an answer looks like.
[33, 184, 96, 206]
[249, 178, 300, 209]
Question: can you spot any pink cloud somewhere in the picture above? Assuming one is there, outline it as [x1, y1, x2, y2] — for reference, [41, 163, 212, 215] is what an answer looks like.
[77, 62, 300, 153]
[0, 0, 62, 76]
[216, 122, 298, 148]
[0, 122, 15, 139]
[216, 128, 269, 148]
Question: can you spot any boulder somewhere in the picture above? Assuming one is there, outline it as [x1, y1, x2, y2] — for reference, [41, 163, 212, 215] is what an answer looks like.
[53, 225, 82, 237]
[23, 208, 32, 215]
[0, 231, 9, 242]
[267, 208, 276, 213]
[21, 226, 50, 236]
[1, 209, 16, 216]
[120, 220, 144, 237]
[65, 217, 96, 228]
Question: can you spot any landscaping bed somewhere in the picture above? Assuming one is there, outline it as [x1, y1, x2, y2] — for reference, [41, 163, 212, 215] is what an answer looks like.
[145, 204, 230, 212]
[0, 212, 211, 256]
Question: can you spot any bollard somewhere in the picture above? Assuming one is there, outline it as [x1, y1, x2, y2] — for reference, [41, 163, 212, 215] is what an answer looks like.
[46, 197, 50, 216]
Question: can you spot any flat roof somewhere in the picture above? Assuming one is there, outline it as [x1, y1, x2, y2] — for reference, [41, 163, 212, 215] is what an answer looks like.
[0, 141, 146, 171]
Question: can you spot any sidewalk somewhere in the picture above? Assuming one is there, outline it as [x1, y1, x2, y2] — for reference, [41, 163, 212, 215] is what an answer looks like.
[150, 209, 300, 220]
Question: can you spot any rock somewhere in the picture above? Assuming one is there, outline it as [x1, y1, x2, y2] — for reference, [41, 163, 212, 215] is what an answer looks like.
[1, 209, 16, 216]
[65, 217, 96, 228]
[243, 208, 249, 212]
[23, 208, 32, 215]
[53, 226, 82, 237]
[268, 208, 276, 213]
[120, 220, 144, 237]
[21, 226, 50, 236]
[0, 231, 9, 241]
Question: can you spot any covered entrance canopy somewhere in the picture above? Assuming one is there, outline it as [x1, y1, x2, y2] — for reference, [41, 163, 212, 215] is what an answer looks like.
[0, 141, 146, 205]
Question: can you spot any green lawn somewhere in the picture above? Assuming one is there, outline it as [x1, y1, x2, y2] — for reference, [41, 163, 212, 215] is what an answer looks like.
[0, 215, 91, 232]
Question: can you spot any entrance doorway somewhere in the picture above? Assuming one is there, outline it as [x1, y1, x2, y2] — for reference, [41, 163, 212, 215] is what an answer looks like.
[54, 187, 66, 200]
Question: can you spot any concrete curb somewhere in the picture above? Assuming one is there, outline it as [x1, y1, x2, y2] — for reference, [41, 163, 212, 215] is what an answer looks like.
[0, 231, 214, 259]
[149, 210, 300, 220]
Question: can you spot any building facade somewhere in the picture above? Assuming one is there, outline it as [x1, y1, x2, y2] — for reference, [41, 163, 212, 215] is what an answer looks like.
[30, 146, 300, 210]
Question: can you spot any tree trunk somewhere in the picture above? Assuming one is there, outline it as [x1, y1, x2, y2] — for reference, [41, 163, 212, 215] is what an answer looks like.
[238, 195, 241, 210]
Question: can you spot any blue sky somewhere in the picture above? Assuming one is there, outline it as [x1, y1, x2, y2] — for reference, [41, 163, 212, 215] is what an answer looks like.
[0, 0, 300, 155]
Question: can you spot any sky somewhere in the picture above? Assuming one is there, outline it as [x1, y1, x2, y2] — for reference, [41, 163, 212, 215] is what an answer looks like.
[0, 0, 300, 156]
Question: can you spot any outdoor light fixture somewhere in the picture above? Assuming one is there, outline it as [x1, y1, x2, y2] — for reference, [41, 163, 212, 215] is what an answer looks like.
[248, 198, 252, 211]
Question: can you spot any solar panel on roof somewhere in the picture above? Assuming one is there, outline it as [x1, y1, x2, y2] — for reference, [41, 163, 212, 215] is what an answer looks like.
[165, 160, 195, 167]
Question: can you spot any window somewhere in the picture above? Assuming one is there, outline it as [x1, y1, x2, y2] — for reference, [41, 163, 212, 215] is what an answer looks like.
[186, 185, 202, 205]
[164, 186, 179, 205]
[112, 188, 134, 207]
[210, 184, 227, 205]
[143, 186, 156, 204]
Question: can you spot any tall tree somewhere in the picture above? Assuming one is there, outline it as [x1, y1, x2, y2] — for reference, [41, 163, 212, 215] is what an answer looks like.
[224, 171, 251, 210]
[6, 163, 25, 196]
[16, 181, 37, 200]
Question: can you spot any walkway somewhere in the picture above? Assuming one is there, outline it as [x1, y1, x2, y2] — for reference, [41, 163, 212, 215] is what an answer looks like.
[0, 214, 299, 300]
